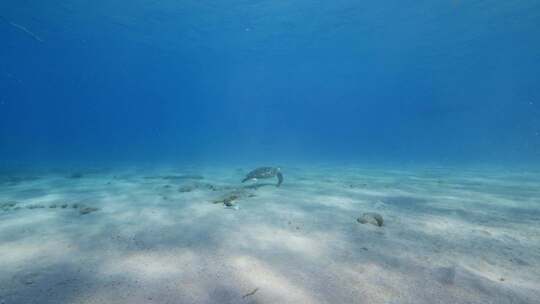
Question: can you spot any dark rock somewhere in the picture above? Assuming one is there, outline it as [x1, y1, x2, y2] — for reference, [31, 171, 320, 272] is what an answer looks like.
[18, 272, 39, 285]
[60, 204, 68, 208]
[349, 183, 368, 188]
[49, 204, 57, 208]
[433, 266, 456, 285]
[79, 207, 99, 215]
[27, 204, 45, 209]
[510, 257, 529, 266]
[213, 194, 239, 205]
[357, 212, 384, 227]
[1, 201, 18, 211]
[72, 203, 79, 209]
[69, 173, 83, 179]
[1, 201, 18, 208]
[178, 185, 195, 193]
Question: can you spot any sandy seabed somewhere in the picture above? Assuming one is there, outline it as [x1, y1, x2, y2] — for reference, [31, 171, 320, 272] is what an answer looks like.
[0, 165, 539, 304]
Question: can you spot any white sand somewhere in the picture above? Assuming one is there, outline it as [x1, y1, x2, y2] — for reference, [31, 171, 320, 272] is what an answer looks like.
[0, 165, 539, 304]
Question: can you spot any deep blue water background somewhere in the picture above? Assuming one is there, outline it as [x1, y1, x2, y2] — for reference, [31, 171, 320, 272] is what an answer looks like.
[1, 1, 539, 167]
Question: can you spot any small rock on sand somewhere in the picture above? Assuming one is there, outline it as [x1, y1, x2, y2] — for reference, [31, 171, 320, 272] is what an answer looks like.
[27, 204, 45, 209]
[79, 207, 100, 215]
[19, 272, 40, 285]
[213, 194, 239, 206]
[510, 257, 529, 266]
[357, 212, 384, 227]
[178, 185, 195, 193]
[433, 266, 456, 285]
[1, 201, 18, 211]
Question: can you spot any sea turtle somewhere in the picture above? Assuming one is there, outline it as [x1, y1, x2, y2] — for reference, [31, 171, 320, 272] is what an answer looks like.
[242, 167, 283, 187]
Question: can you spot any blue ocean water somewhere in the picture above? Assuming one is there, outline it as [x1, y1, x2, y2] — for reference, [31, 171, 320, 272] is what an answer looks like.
[1, 1, 539, 166]
[2, 3, 540, 303]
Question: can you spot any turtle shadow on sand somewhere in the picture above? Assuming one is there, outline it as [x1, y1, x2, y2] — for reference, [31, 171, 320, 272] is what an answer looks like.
[242, 183, 276, 190]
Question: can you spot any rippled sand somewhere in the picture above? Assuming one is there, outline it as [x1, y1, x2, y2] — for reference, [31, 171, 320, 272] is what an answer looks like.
[1, 165, 539, 304]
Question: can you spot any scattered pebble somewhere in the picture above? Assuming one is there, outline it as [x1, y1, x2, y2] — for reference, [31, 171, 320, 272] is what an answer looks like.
[242, 287, 259, 299]
[2, 200, 100, 216]
[19, 273, 40, 286]
[27, 204, 45, 209]
[179, 185, 195, 193]
[357, 212, 384, 227]
[1, 201, 19, 211]
[225, 204, 240, 210]
[1, 201, 18, 208]
[79, 207, 100, 215]
[348, 183, 368, 188]
[213, 194, 239, 206]
[510, 257, 529, 266]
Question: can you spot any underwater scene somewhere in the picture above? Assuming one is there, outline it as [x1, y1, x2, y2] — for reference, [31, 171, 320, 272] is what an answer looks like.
[1, 1, 539, 303]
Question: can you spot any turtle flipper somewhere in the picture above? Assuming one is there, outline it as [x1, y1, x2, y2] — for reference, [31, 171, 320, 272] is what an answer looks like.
[276, 172, 283, 187]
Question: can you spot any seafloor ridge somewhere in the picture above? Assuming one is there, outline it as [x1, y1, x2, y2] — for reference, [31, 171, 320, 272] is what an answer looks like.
[0, 165, 539, 304]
